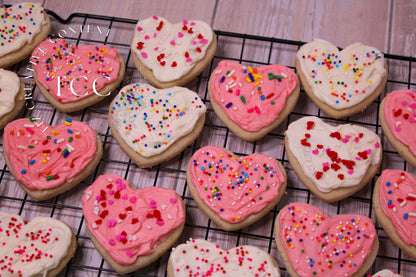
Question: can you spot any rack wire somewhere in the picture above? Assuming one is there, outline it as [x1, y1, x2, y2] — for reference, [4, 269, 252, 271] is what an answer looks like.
[0, 8, 415, 277]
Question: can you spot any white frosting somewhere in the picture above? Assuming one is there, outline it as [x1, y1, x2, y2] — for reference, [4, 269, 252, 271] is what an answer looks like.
[372, 269, 403, 277]
[131, 16, 213, 82]
[297, 38, 386, 109]
[0, 69, 20, 118]
[286, 116, 381, 192]
[110, 83, 206, 157]
[0, 3, 47, 57]
[170, 239, 280, 277]
[0, 211, 73, 276]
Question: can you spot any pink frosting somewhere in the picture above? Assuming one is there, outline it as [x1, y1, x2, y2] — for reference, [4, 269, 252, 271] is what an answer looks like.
[378, 169, 416, 246]
[279, 203, 377, 277]
[81, 173, 185, 265]
[384, 89, 416, 155]
[210, 60, 298, 132]
[188, 146, 286, 223]
[31, 38, 121, 103]
[3, 118, 97, 190]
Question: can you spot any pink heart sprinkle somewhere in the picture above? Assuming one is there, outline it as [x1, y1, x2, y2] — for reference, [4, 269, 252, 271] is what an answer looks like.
[108, 200, 114, 205]
[366, 149, 372, 154]
[96, 195, 101, 201]
[157, 220, 165, 226]
[183, 19, 188, 25]
[153, 32, 157, 38]
[322, 162, 329, 167]
[192, 41, 197, 45]
[348, 170, 354, 175]
[354, 137, 359, 142]
[178, 32, 183, 38]
[410, 118, 415, 123]
[154, 47, 159, 51]
[108, 189, 114, 195]
[342, 138, 349, 143]
[410, 103, 416, 108]
[141, 52, 148, 58]
[117, 183, 125, 191]
[144, 35, 150, 40]
[186, 57, 192, 62]
[190, 22, 195, 26]
[395, 127, 401, 132]
[402, 101, 407, 106]
[109, 239, 115, 245]
[137, 26, 143, 31]
[122, 194, 128, 200]
[130, 197, 136, 203]
[115, 178, 122, 184]
[116, 234, 126, 241]
[107, 220, 116, 227]
[199, 39, 208, 44]
[170, 198, 177, 204]
[126, 250, 133, 257]
[153, 16, 158, 20]
[312, 149, 319, 155]
[375, 142, 380, 148]
[170, 41, 175, 46]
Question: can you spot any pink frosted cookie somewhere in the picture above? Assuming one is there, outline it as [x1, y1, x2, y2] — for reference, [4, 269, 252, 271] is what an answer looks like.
[285, 116, 382, 202]
[81, 173, 185, 274]
[0, 3, 51, 68]
[209, 60, 300, 141]
[275, 203, 379, 277]
[109, 83, 206, 168]
[370, 269, 403, 277]
[31, 38, 125, 113]
[187, 146, 287, 231]
[3, 118, 103, 200]
[0, 211, 77, 277]
[296, 38, 387, 119]
[0, 69, 25, 129]
[167, 238, 281, 277]
[130, 16, 217, 88]
[373, 169, 416, 260]
[380, 89, 416, 168]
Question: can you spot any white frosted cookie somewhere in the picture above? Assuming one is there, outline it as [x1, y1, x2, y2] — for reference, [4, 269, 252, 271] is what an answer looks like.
[131, 16, 217, 88]
[0, 69, 25, 129]
[296, 38, 387, 119]
[109, 83, 206, 168]
[371, 269, 403, 277]
[0, 2, 51, 68]
[285, 116, 382, 202]
[167, 239, 280, 277]
[0, 211, 77, 277]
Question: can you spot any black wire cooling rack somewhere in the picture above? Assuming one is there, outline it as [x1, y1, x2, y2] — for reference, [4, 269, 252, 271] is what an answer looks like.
[0, 8, 415, 277]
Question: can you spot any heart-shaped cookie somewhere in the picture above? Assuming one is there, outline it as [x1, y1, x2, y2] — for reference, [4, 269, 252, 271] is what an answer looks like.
[0, 3, 51, 68]
[187, 146, 287, 231]
[285, 116, 382, 202]
[209, 60, 300, 141]
[31, 38, 125, 113]
[380, 90, 416, 168]
[296, 38, 387, 119]
[0, 211, 77, 277]
[275, 203, 379, 277]
[0, 69, 25, 129]
[81, 173, 185, 274]
[3, 118, 103, 200]
[131, 16, 217, 88]
[167, 238, 281, 277]
[109, 83, 206, 168]
[373, 169, 416, 259]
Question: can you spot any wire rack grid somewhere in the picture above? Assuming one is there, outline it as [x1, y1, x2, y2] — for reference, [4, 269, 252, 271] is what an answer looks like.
[0, 8, 415, 277]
